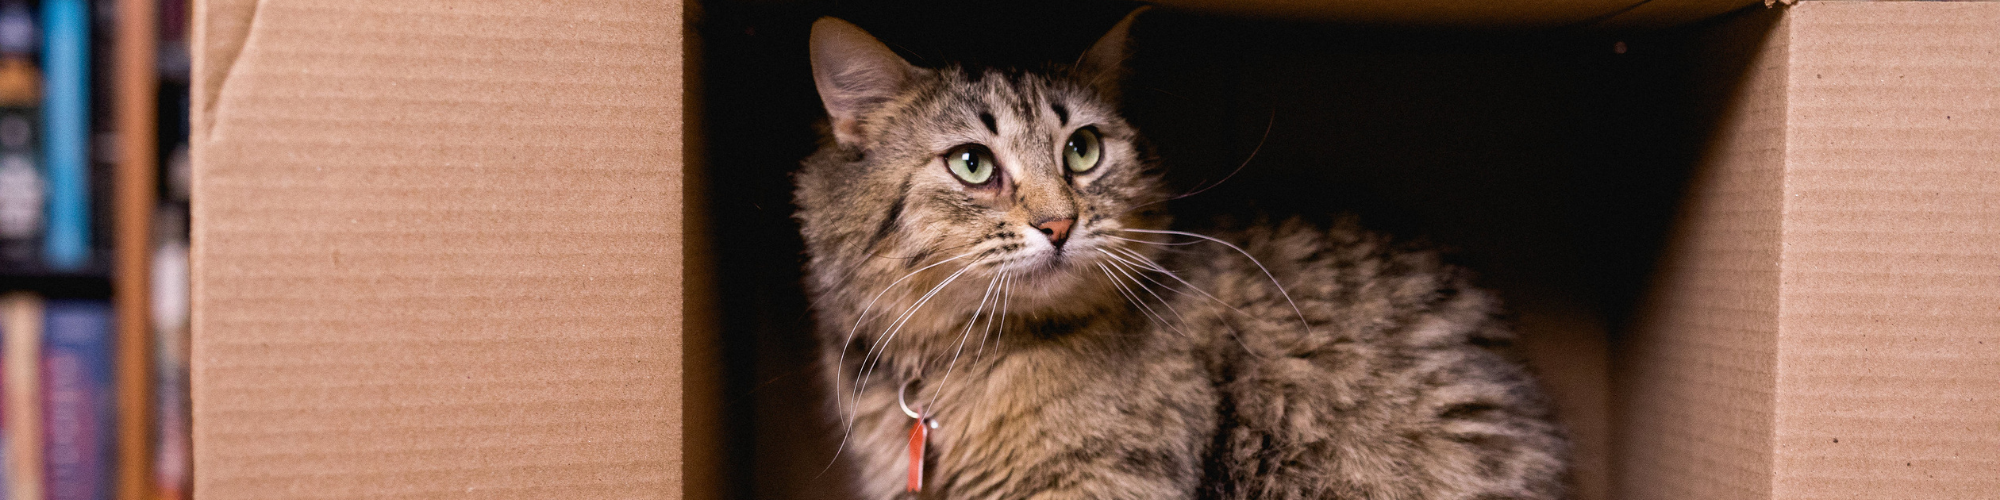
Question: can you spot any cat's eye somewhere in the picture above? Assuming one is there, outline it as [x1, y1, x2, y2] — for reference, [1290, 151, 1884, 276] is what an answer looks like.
[945, 144, 997, 185]
[1065, 127, 1103, 174]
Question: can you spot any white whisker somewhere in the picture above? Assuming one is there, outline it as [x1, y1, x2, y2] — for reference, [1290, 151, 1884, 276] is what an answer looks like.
[842, 256, 983, 462]
[1096, 262, 1180, 337]
[1094, 263, 1147, 322]
[1102, 256, 1191, 336]
[1098, 248, 1191, 297]
[949, 270, 1013, 477]
[973, 271, 1010, 366]
[1104, 234, 1202, 246]
[833, 251, 981, 420]
[1114, 110, 1275, 219]
[1121, 228, 1312, 337]
[820, 250, 982, 476]
[855, 258, 982, 403]
[1102, 247, 1276, 359]
[927, 268, 1005, 412]
[1167, 110, 1274, 202]
[1103, 246, 1249, 319]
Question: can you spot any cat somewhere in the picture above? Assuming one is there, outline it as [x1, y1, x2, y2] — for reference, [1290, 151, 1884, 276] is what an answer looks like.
[791, 10, 1568, 499]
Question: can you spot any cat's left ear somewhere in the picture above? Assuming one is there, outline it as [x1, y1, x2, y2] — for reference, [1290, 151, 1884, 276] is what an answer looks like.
[811, 17, 919, 147]
[1076, 7, 1148, 103]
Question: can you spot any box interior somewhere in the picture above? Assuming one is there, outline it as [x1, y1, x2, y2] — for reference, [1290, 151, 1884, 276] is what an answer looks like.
[190, 1, 2000, 499]
[692, 2, 1772, 498]
[1623, 4, 2000, 499]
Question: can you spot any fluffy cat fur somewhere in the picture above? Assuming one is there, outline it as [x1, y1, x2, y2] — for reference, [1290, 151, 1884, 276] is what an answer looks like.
[793, 11, 1568, 499]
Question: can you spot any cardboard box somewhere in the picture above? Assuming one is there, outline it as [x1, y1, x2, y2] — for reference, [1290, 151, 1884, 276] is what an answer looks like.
[191, 0, 1997, 498]
[1620, 4, 2000, 499]
[192, 1, 684, 497]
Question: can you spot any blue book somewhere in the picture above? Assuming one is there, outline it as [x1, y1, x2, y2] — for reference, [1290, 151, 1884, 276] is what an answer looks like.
[40, 300, 109, 500]
[38, 0, 85, 270]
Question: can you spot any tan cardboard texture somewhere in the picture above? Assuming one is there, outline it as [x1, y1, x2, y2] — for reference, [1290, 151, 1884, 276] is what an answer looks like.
[1776, 3, 2000, 498]
[190, 1, 2000, 499]
[1149, 0, 1762, 28]
[1620, 8, 1787, 499]
[191, 0, 685, 498]
[1625, 2, 2000, 499]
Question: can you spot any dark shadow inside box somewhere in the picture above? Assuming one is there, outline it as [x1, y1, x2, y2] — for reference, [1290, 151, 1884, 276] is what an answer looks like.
[694, 1, 1758, 498]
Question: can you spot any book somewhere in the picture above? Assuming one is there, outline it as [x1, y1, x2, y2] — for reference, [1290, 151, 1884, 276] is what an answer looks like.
[0, 1, 39, 269]
[0, 58, 38, 269]
[150, 207, 187, 500]
[39, 0, 88, 271]
[2, 293, 41, 500]
[41, 300, 110, 500]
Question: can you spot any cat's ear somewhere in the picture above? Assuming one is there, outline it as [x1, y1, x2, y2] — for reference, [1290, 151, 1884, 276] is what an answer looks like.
[811, 17, 917, 147]
[1076, 7, 1148, 103]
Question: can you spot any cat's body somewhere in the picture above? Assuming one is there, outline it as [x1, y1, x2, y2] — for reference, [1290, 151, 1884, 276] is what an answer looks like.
[794, 13, 1567, 499]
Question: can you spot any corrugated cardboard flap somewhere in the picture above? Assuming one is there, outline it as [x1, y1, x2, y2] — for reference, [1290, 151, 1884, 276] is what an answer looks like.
[191, 1, 684, 498]
[1624, 2, 2000, 499]
[1774, 3, 2000, 498]
[1148, 0, 1766, 28]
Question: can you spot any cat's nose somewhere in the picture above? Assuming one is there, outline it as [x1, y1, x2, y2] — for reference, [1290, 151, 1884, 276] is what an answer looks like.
[1035, 218, 1075, 249]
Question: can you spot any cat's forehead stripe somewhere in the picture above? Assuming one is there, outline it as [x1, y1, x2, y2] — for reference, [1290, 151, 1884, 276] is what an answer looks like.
[1010, 81, 1040, 126]
[957, 68, 1045, 126]
[919, 67, 1110, 150]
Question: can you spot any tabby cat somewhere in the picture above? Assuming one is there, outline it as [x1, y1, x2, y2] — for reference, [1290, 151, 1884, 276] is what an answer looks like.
[792, 10, 1568, 499]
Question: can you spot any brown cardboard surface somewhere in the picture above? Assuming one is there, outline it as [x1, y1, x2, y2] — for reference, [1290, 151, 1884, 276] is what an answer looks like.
[1619, 7, 1786, 500]
[1605, 0, 1774, 30]
[1148, 0, 1763, 28]
[1777, 3, 2000, 497]
[1513, 301, 1610, 500]
[1624, 2, 2000, 498]
[678, 14, 722, 500]
[191, 0, 684, 498]
[190, 0, 1999, 498]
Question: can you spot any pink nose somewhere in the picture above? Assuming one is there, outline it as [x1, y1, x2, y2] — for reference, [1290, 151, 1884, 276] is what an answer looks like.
[1036, 218, 1075, 249]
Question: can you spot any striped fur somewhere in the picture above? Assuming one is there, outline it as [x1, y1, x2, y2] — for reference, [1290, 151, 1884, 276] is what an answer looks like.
[793, 13, 1568, 499]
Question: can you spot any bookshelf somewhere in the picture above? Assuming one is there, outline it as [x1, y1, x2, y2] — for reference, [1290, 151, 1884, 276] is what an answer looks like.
[113, 1, 158, 499]
[0, 0, 184, 499]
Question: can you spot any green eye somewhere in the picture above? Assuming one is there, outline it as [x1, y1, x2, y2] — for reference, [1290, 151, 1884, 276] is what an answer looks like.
[1065, 127, 1103, 173]
[945, 144, 997, 185]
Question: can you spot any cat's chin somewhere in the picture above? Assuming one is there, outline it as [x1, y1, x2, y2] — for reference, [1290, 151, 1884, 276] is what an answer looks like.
[999, 248, 1083, 284]
[993, 254, 1123, 315]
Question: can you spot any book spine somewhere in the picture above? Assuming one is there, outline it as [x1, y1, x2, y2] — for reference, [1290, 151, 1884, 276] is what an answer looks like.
[0, 91, 40, 268]
[41, 300, 108, 500]
[114, 0, 160, 497]
[39, 0, 86, 271]
[149, 209, 186, 500]
[0, 1, 40, 270]
[1, 294, 38, 500]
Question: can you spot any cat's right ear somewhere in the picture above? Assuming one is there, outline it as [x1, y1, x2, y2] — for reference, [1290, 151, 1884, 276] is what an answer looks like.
[1075, 7, 1148, 104]
[810, 17, 917, 147]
